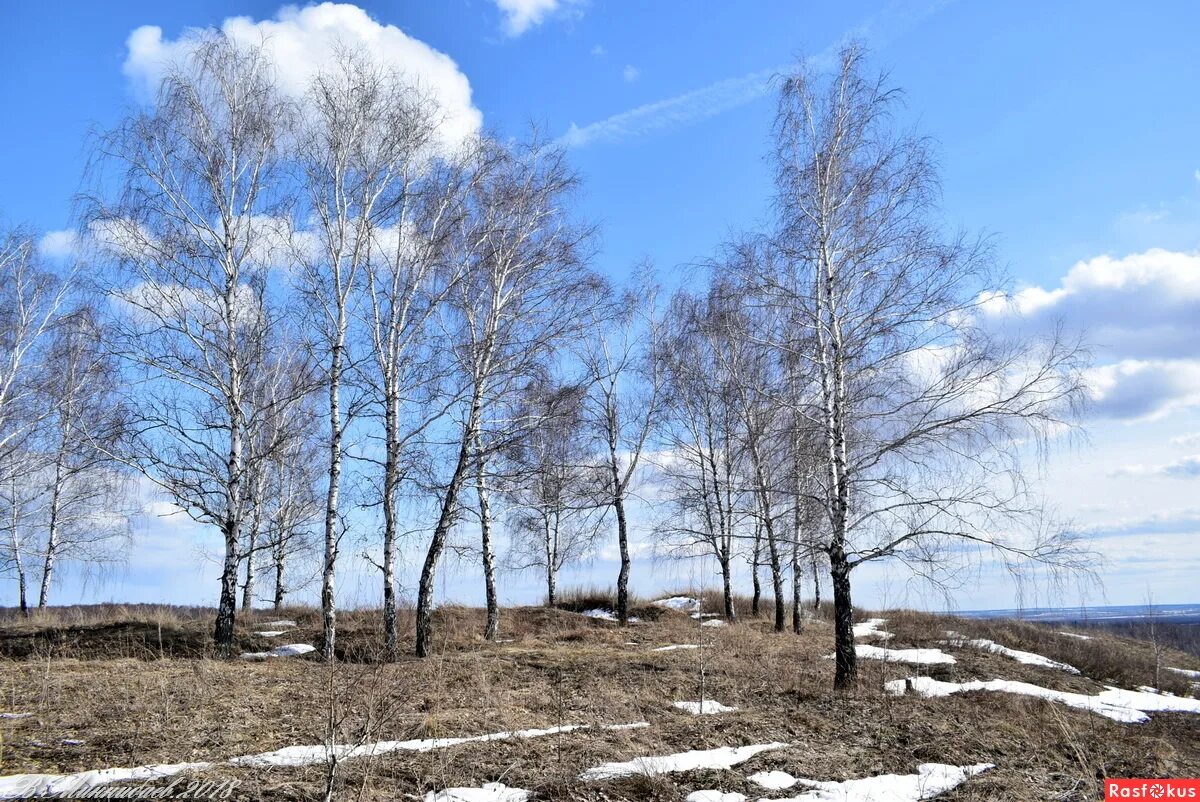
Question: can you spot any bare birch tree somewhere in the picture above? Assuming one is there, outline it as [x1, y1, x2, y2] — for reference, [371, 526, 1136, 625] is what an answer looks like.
[91, 34, 291, 650]
[579, 278, 664, 625]
[414, 137, 599, 657]
[756, 45, 1089, 688]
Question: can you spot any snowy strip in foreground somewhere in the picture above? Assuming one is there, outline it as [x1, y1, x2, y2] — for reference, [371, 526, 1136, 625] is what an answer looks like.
[0, 722, 649, 799]
[886, 676, 1200, 723]
[727, 762, 995, 800]
[673, 700, 738, 715]
[580, 742, 789, 780]
[653, 644, 699, 652]
[943, 633, 1080, 674]
[423, 782, 530, 801]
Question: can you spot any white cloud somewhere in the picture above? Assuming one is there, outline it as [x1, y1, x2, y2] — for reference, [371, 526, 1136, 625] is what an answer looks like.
[492, 0, 565, 36]
[1112, 455, 1200, 479]
[123, 3, 481, 153]
[622, 65, 640, 83]
[590, 44, 606, 57]
[38, 229, 79, 261]
[982, 249, 1200, 421]
[1171, 432, 1200, 448]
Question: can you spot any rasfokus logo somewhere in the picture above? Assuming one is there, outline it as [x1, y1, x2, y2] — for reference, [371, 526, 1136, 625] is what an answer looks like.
[1107, 780, 1200, 799]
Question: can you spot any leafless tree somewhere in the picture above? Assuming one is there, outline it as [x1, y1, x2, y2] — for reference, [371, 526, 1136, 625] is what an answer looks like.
[90, 34, 292, 650]
[33, 305, 135, 607]
[413, 137, 599, 657]
[578, 276, 664, 625]
[754, 45, 1089, 688]
[350, 73, 483, 659]
[655, 288, 753, 622]
[505, 381, 599, 608]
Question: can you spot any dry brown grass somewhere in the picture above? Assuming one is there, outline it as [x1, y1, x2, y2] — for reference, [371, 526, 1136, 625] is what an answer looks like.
[0, 601, 1196, 800]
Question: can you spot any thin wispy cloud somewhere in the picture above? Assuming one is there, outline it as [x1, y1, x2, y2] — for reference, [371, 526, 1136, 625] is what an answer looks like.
[559, 0, 951, 148]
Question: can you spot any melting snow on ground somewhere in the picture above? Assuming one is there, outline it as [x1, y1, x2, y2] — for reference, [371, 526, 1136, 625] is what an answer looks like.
[853, 619, 894, 640]
[0, 762, 215, 799]
[654, 596, 702, 612]
[885, 676, 1200, 723]
[831, 644, 955, 665]
[0, 722, 649, 798]
[653, 644, 700, 652]
[944, 633, 1080, 674]
[579, 743, 789, 780]
[1168, 667, 1200, 680]
[241, 643, 316, 661]
[687, 793, 747, 802]
[0, 713, 31, 720]
[423, 782, 530, 801]
[701, 619, 727, 628]
[673, 700, 738, 715]
[742, 762, 994, 800]
[256, 630, 286, 637]
[1057, 631, 1092, 641]
[257, 620, 296, 628]
[581, 609, 639, 623]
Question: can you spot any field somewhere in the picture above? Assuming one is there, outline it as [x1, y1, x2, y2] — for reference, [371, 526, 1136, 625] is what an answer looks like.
[1, 594, 1198, 800]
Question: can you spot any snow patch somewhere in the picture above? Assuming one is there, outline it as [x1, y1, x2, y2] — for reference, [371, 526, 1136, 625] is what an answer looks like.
[423, 782, 530, 802]
[1058, 631, 1093, 641]
[257, 620, 296, 628]
[885, 676, 1149, 723]
[653, 596, 701, 612]
[256, 630, 286, 638]
[1168, 667, 1200, 680]
[944, 633, 1080, 674]
[829, 644, 955, 665]
[673, 700, 738, 715]
[687, 793, 748, 802]
[241, 643, 316, 661]
[0, 713, 31, 720]
[1094, 686, 1200, 714]
[0, 762, 213, 799]
[749, 770, 800, 789]
[853, 618, 894, 640]
[756, 762, 994, 800]
[579, 742, 789, 780]
[653, 644, 700, 652]
[581, 609, 639, 623]
[701, 619, 727, 628]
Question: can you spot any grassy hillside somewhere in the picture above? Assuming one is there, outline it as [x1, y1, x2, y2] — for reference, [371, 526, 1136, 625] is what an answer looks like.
[0, 594, 1197, 800]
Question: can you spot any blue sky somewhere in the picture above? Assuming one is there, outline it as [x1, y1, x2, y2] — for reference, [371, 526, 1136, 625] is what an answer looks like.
[2, 0, 1199, 612]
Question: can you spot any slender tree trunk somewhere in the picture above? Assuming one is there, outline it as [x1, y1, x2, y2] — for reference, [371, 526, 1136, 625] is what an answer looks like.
[614, 491, 631, 625]
[831, 549, 855, 689]
[474, 434, 499, 641]
[241, 525, 257, 611]
[38, 462, 64, 609]
[415, 399, 479, 658]
[321, 335, 344, 660]
[543, 516, 557, 607]
[215, 517, 240, 651]
[765, 521, 785, 633]
[273, 533, 286, 612]
[811, 551, 821, 610]
[719, 555, 735, 622]
[750, 523, 762, 617]
[381, 395, 400, 660]
[791, 538, 803, 634]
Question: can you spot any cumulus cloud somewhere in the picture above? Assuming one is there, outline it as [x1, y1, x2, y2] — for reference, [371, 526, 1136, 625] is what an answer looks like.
[492, 0, 569, 36]
[622, 65, 640, 83]
[123, 3, 481, 152]
[982, 249, 1200, 421]
[38, 229, 79, 261]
